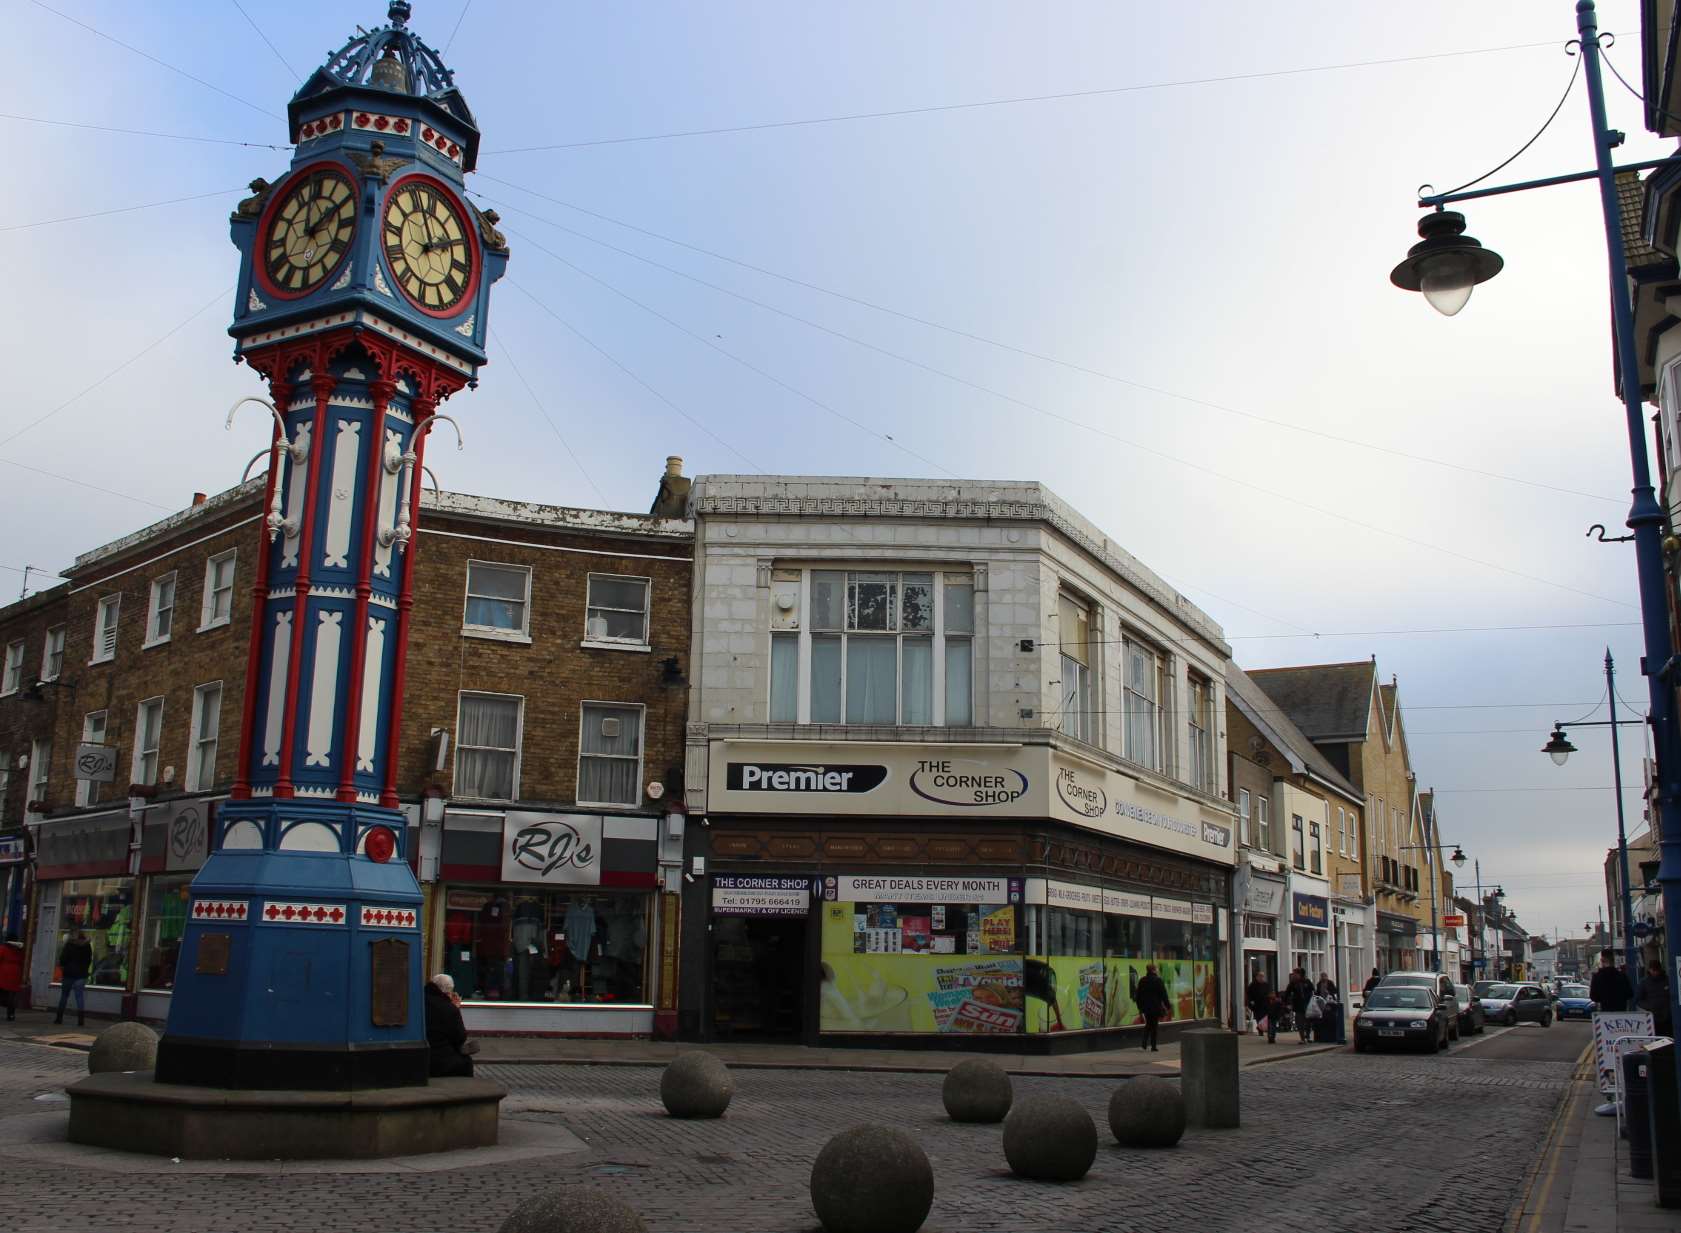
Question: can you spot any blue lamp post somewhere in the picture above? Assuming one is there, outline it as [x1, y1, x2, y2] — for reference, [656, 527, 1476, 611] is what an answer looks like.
[1393, 0, 1681, 1103]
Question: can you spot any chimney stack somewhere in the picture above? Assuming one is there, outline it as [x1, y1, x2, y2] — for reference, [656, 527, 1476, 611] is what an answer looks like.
[192, 492, 207, 506]
[649, 455, 692, 519]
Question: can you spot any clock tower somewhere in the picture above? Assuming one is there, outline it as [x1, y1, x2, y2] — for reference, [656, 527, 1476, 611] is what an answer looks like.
[156, 1, 508, 1090]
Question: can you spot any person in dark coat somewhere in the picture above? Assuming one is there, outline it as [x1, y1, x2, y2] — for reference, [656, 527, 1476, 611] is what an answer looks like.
[1363, 968, 1381, 999]
[0, 935, 23, 1022]
[1246, 971, 1274, 1042]
[424, 973, 474, 1077]
[1636, 960, 1672, 1036]
[1286, 969, 1314, 1043]
[1589, 949, 1633, 1013]
[55, 928, 93, 1026]
[1135, 963, 1170, 1052]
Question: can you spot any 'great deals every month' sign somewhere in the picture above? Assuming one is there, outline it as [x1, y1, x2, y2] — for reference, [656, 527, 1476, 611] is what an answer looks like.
[708, 741, 1236, 865]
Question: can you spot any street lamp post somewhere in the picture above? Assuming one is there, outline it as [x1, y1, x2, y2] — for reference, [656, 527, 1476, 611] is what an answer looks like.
[1398, 841, 1467, 972]
[1393, 0, 1681, 1106]
[1540, 649, 1642, 975]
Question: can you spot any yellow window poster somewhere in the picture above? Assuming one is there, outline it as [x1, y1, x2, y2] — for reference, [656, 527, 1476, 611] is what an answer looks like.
[819, 902, 1023, 1034]
[1025, 957, 1218, 1033]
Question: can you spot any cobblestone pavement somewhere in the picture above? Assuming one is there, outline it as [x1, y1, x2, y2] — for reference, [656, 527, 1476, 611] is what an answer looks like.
[0, 1038, 1574, 1233]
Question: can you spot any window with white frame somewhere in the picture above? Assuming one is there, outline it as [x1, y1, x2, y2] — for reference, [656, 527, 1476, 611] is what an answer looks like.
[1, 641, 22, 695]
[1187, 672, 1214, 791]
[29, 740, 49, 808]
[1349, 810, 1359, 861]
[201, 550, 236, 629]
[187, 682, 222, 792]
[1237, 788, 1251, 847]
[1309, 820, 1323, 875]
[1058, 592, 1093, 743]
[42, 625, 64, 682]
[769, 570, 974, 726]
[133, 697, 163, 786]
[76, 712, 106, 806]
[91, 595, 120, 663]
[0, 753, 11, 818]
[578, 702, 643, 806]
[454, 692, 522, 800]
[462, 561, 531, 640]
[1123, 634, 1171, 773]
[1291, 814, 1305, 869]
[585, 574, 650, 647]
[145, 572, 176, 646]
[1256, 795, 1271, 851]
[1336, 806, 1346, 856]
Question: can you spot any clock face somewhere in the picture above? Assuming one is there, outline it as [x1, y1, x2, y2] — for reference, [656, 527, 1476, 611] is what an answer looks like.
[382, 178, 476, 314]
[262, 167, 357, 295]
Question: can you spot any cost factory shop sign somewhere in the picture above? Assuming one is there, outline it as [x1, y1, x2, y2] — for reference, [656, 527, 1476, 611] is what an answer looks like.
[707, 741, 1236, 866]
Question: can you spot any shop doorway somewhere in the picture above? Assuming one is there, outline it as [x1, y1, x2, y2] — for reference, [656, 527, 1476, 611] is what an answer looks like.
[712, 916, 807, 1040]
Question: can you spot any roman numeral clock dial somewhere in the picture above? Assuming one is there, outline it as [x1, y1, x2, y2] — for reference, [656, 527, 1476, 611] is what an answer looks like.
[262, 167, 356, 295]
[382, 179, 475, 314]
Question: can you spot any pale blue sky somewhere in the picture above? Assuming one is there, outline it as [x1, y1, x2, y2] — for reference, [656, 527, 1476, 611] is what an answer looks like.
[1, 0, 1666, 940]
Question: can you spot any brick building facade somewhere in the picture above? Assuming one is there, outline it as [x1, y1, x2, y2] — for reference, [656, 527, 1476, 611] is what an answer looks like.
[0, 468, 693, 1035]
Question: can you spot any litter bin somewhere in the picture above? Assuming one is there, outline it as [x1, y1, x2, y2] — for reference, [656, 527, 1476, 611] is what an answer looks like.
[1647, 1040, 1681, 1209]
[1624, 1050, 1653, 1178]
[1313, 1001, 1342, 1043]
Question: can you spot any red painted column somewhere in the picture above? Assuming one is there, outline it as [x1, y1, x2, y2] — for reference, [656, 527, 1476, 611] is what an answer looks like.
[274, 371, 337, 799]
[230, 376, 290, 801]
[335, 377, 394, 803]
[380, 394, 434, 808]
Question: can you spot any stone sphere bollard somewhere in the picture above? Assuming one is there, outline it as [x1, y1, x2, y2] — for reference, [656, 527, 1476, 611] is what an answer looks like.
[942, 1057, 1013, 1123]
[659, 1051, 735, 1118]
[1002, 1094, 1097, 1181]
[497, 1188, 647, 1233]
[1107, 1075, 1186, 1148]
[810, 1124, 935, 1233]
[87, 1022, 159, 1074]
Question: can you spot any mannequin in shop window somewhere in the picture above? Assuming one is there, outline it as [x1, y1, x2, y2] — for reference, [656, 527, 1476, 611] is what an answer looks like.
[511, 895, 544, 1001]
[476, 895, 508, 1000]
[558, 896, 598, 1000]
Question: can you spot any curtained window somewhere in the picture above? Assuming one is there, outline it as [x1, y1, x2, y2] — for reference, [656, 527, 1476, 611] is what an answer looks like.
[456, 693, 521, 800]
[579, 703, 643, 806]
[464, 562, 530, 635]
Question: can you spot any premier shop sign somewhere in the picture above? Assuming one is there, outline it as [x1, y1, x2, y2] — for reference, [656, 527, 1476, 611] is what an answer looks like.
[707, 741, 1236, 866]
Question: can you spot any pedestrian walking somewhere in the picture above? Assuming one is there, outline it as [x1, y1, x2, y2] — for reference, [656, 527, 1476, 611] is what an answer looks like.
[1636, 960, 1672, 1036]
[1287, 968, 1314, 1043]
[1246, 971, 1273, 1040]
[1135, 962, 1170, 1052]
[424, 973, 474, 1077]
[54, 927, 92, 1027]
[1362, 967, 1381, 999]
[1316, 972, 1339, 999]
[1589, 948, 1633, 1013]
[0, 934, 22, 1022]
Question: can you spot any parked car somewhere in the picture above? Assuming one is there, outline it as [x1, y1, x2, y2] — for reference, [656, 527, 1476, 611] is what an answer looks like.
[1555, 983, 1596, 1020]
[1478, 982, 1553, 1026]
[1354, 986, 1452, 1053]
[1452, 982, 1486, 1036]
[1378, 971, 1463, 1041]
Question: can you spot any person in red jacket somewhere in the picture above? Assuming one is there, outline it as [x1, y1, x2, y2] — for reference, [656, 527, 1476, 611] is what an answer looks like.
[0, 934, 24, 1021]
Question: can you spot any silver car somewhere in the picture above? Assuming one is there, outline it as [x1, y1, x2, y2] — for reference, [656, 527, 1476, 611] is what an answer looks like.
[1477, 981, 1553, 1027]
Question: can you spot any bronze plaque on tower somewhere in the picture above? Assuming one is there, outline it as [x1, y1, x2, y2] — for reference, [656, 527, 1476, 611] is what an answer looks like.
[195, 933, 231, 976]
[369, 937, 410, 1027]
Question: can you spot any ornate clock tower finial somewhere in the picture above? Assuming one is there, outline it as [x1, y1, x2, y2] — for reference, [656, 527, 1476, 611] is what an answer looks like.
[156, 3, 507, 1092]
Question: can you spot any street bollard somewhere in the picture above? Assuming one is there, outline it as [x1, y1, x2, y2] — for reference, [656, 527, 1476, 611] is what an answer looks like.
[1180, 1028, 1239, 1129]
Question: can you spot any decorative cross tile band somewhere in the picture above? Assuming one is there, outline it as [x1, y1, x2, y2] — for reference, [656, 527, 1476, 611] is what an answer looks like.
[191, 899, 249, 922]
[359, 906, 418, 929]
[259, 901, 347, 925]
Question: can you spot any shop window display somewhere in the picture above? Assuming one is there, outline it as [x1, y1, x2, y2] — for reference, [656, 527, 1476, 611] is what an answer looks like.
[819, 899, 1021, 1034]
[1028, 908, 1217, 1034]
[141, 875, 192, 990]
[56, 877, 134, 988]
[441, 888, 649, 1005]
